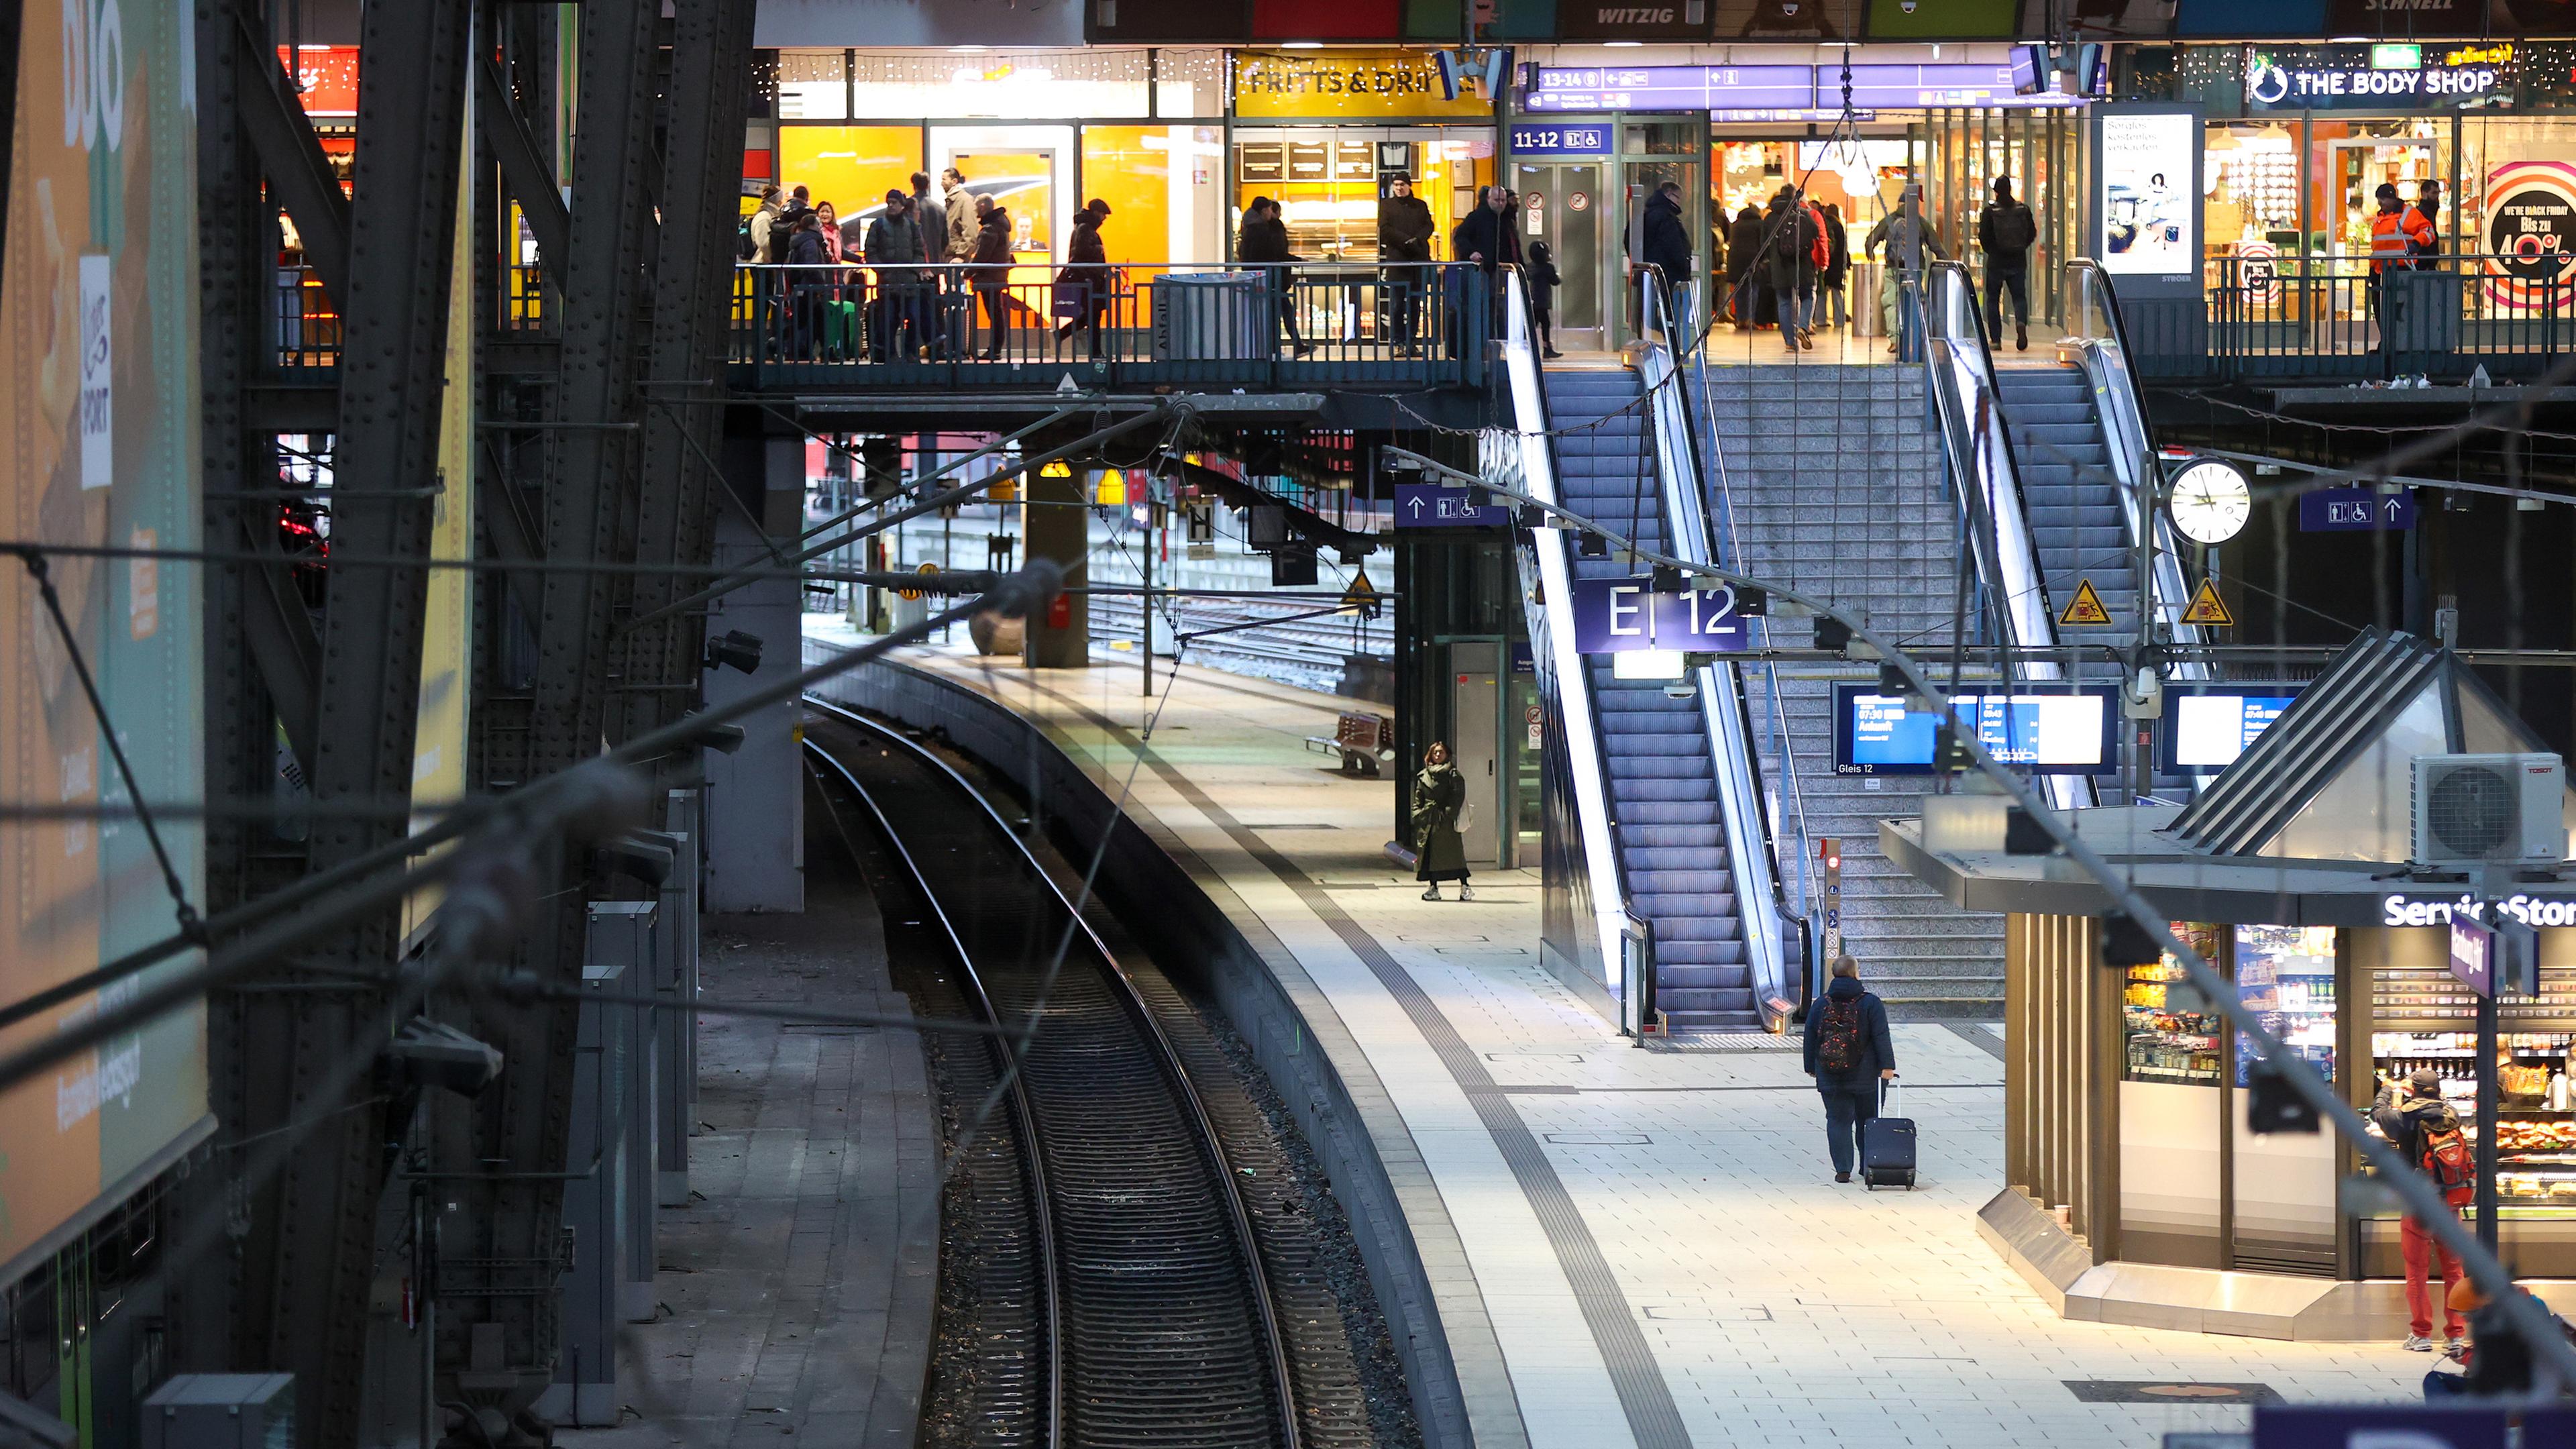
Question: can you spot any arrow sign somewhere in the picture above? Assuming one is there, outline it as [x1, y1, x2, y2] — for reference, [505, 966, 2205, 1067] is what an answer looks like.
[2058, 578, 2114, 627]
[1393, 482, 1511, 529]
[2298, 486, 2416, 532]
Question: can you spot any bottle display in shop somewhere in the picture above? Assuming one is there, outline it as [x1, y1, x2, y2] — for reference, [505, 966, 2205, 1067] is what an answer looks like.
[2125, 922, 2226, 1084]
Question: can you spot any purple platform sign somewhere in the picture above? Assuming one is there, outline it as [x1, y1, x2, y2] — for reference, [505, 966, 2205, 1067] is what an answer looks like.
[1570, 576, 1751, 653]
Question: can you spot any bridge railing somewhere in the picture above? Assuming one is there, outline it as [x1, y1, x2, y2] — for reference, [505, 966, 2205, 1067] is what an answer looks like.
[727, 261, 1491, 390]
[2192, 252, 2576, 381]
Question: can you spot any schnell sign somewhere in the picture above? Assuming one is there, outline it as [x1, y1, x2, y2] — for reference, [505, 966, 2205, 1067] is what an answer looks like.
[1570, 576, 1750, 653]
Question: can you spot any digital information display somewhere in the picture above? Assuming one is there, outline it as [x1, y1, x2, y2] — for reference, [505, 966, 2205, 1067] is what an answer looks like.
[1831, 686, 2117, 775]
[2160, 686, 2302, 772]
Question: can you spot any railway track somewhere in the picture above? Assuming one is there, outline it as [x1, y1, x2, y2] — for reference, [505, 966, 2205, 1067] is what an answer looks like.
[803, 705, 1313, 1448]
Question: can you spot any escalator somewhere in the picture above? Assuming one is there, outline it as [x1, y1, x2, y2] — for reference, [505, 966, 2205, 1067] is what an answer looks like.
[1994, 364, 2137, 663]
[1495, 272, 1787, 1035]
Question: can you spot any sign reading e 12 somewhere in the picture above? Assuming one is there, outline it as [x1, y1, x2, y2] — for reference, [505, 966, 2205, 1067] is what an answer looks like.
[1509, 124, 1611, 156]
[1570, 576, 1750, 653]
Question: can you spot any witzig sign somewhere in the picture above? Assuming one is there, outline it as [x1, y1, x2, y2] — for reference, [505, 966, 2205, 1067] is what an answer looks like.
[2382, 894, 2576, 928]
[1570, 576, 1750, 653]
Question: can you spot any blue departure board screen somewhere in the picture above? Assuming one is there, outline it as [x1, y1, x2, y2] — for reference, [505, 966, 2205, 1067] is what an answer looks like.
[1833, 685, 2118, 775]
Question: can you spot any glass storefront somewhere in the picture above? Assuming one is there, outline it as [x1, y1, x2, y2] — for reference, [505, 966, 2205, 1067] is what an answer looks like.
[1228, 49, 1497, 265]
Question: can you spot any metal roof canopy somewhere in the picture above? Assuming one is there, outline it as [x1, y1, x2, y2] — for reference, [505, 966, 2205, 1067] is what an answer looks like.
[2165, 627, 2571, 863]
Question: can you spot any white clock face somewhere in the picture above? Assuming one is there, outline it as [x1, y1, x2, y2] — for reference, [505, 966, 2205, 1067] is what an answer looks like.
[2167, 460, 2252, 545]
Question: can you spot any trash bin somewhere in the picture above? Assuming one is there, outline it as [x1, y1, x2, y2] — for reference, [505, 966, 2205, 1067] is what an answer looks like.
[1851, 260, 1886, 339]
[1152, 272, 1265, 360]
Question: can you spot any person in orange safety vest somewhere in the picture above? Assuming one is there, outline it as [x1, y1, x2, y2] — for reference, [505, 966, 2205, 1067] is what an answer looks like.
[2369, 183, 2434, 276]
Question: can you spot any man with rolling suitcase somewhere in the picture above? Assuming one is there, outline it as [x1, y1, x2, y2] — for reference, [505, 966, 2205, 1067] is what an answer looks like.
[1803, 955, 1898, 1185]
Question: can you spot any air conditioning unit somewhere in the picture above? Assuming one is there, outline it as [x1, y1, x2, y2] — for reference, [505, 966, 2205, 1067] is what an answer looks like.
[2411, 753, 2568, 869]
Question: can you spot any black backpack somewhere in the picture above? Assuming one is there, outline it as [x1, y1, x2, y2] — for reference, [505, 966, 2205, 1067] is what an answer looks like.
[1817, 994, 1865, 1075]
[736, 211, 757, 262]
[1990, 203, 2037, 253]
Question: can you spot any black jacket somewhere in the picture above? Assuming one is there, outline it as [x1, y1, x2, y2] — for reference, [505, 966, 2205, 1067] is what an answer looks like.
[1059, 212, 1111, 295]
[1530, 258, 1560, 309]
[2373, 1085, 2459, 1167]
[1451, 204, 1507, 272]
[1238, 213, 1294, 266]
[786, 225, 830, 268]
[1638, 189, 1693, 283]
[1725, 209, 1764, 283]
[970, 207, 1014, 278]
[1804, 977, 1895, 1086]
[1979, 200, 2038, 270]
[1379, 193, 1434, 264]
[1823, 211, 1850, 284]
[1763, 199, 1820, 290]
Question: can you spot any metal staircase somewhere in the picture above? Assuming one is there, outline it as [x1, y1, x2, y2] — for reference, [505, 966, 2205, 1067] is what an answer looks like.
[1686, 362, 2006, 1019]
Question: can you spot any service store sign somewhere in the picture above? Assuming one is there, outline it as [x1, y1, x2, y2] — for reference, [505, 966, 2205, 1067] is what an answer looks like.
[2247, 44, 2506, 109]
[2383, 893, 2576, 928]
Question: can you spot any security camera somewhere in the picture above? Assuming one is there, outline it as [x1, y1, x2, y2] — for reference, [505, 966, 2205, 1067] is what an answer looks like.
[702, 629, 763, 674]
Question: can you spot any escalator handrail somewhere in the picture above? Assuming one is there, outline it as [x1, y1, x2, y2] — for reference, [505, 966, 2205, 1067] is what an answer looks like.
[1501, 266, 1633, 991]
[1637, 273, 1794, 1022]
[2065, 259, 2208, 678]
[1924, 260, 2063, 682]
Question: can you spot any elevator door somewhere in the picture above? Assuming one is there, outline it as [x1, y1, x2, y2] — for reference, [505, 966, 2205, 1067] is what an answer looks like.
[1450, 641, 1502, 867]
[1514, 163, 1603, 352]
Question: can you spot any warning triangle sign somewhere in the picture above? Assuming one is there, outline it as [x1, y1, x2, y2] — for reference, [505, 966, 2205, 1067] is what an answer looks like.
[2057, 578, 2114, 627]
[2180, 577, 2235, 628]
[1340, 568, 1382, 619]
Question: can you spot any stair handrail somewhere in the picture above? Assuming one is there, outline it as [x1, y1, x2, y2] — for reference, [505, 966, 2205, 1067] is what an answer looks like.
[1499, 267, 1633, 996]
[1638, 273, 1794, 1027]
[1921, 262, 2090, 812]
[2064, 260, 2208, 682]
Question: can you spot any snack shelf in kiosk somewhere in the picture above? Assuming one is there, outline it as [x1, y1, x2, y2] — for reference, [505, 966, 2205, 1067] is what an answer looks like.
[2369, 1029, 2576, 1214]
[2123, 922, 2226, 1085]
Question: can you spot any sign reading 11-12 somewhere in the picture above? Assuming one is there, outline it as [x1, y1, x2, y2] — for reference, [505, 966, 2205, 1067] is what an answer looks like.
[1509, 124, 1611, 156]
[1571, 576, 1750, 653]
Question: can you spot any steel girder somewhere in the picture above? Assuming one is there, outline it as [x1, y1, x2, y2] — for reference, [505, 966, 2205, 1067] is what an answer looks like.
[617, 0, 759, 750]
[224, 2, 350, 307]
[246, 0, 474, 1440]
[440, 0, 672, 1415]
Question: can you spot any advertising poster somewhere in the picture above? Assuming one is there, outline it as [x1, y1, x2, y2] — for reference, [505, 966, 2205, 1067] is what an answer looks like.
[0, 0, 210, 1275]
[2100, 111, 2197, 278]
[2481, 161, 2576, 313]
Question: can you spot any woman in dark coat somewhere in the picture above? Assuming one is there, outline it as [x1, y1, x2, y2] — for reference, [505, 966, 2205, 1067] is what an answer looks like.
[1055, 198, 1114, 358]
[1726, 204, 1766, 329]
[1412, 741, 1472, 900]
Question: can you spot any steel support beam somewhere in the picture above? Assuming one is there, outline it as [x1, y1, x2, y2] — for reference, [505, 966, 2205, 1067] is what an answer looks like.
[617, 0, 759, 749]
[444, 0, 667, 1414]
[476, 54, 572, 291]
[246, 0, 473, 1439]
[227, 3, 351, 305]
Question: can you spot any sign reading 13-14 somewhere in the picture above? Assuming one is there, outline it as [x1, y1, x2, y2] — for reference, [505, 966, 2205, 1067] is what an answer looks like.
[1570, 576, 1750, 653]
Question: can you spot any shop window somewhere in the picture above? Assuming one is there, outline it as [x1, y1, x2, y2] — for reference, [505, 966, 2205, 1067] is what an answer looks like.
[1232, 130, 1493, 264]
[1622, 121, 1699, 157]
[852, 50, 1149, 120]
[1081, 125, 1226, 267]
[776, 125, 924, 231]
[1152, 48, 1227, 117]
[2308, 117, 2449, 271]
[2125, 922, 2226, 1083]
[777, 50, 849, 121]
[2235, 924, 2338, 1086]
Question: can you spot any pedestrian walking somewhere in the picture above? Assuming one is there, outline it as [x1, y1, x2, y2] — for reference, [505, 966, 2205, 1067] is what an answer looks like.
[1726, 203, 1764, 329]
[1866, 182, 1945, 358]
[1763, 186, 1821, 351]
[1529, 239, 1563, 358]
[2410, 180, 2445, 270]
[1412, 742, 1473, 901]
[1055, 199, 1115, 359]
[1378, 174, 1434, 354]
[2375, 1067, 2473, 1355]
[2369, 182, 2433, 337]
[1238, 196, 1311, 356]
[1803, 956, 1896, 1183]
[1819, 201, 1850, 329]
[1637, 179, 1696, 341]
[1979, 176, 2038, 351]
[970, 193, 1014, 360]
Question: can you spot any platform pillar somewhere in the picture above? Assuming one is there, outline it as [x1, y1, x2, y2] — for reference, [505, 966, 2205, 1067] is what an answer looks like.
[702, 495, 806, 912]
[1022, 465, 1089, 668]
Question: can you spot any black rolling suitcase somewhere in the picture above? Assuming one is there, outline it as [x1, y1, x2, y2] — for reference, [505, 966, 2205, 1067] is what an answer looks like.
[1862, 1079, 1916, 1190]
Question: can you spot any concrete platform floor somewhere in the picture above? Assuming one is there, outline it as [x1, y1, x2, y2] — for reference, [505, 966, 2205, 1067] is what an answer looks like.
[560, 782, 936, 1448]
[811, 626, 2439, 1449]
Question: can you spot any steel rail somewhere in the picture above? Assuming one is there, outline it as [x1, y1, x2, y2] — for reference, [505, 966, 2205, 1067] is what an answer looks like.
[806, 698, 1303, 1449]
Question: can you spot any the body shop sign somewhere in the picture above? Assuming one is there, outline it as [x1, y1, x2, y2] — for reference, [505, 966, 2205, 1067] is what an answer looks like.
[2247, 47, 2505, 110]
